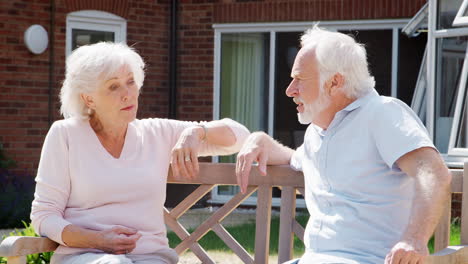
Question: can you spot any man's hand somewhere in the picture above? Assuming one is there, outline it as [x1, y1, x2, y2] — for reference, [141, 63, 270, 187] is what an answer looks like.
[385, 240, 429, 264]
[95, 226, 142, 254]
[236, 133, 269, 194]
[171, 126, 204, 179]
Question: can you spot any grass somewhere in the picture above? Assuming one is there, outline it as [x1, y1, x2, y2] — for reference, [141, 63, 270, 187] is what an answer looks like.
[168, 216, 462, 256]
[428, 218, 461, 254]
[168, 214, 309, 256]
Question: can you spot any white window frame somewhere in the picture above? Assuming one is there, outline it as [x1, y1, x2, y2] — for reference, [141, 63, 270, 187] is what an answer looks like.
[447, 45, 468, 156]
[411, 46, 428, 121]
[453, 0, 468, 27]
[211, 19, 410, 206]
[428, 0, 468, 167]
[66, 10, 127, 56]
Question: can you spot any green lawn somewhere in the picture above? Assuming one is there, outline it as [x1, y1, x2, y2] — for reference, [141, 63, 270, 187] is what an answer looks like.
[168, 215, 309, 256]
[428, 218, 461, 254]
[168, 216, 462, 255]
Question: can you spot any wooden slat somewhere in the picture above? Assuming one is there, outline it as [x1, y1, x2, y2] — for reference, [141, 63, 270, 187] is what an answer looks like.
[297, 188, 305, 196]
[168, 163, 304, 188]
[175, 186, 258, 254]
[163, 209, 214, 263]
[278, 186, 296, 263]
[212, 223, 254, 264]
[451, 169, 463, 193]
[254, 185, 272, 264]
[169, 184, 215, 219]
[426, 245, 468, 264]
[5, 256, 26, 264]
[0, 236, 58, 257]
[461, 163, 468, 245]
[292, 220, 305, 242]
[434, 198, 451, 252]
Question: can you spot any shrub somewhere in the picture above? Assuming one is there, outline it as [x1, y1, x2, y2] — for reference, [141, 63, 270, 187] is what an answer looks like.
[0, 169, 35, 229]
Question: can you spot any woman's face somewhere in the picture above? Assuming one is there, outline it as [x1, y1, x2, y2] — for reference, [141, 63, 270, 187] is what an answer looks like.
[85, 65, 139, 126]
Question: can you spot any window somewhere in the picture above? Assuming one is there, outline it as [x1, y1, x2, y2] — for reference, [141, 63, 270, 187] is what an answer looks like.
[447, 44, 468, 155]
[212, 20, 424, 205]
[216, 33, 270, 198]
[410, 47, 427, 123]
[66, 10, 127, 56]
[427, 0, 468, 165]
[437, 0, 463, 29]
[435, 37, 467, 153]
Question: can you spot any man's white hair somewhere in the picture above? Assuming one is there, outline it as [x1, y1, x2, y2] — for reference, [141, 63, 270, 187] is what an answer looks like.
[300, 25, 375, 99]
[60, 42, 145, 119]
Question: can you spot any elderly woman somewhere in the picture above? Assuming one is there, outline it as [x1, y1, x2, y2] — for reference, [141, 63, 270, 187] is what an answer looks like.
[30, 42, 249, 264]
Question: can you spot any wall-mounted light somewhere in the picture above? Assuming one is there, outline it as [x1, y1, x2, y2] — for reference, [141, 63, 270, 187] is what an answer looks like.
[24, 25, 49, 54]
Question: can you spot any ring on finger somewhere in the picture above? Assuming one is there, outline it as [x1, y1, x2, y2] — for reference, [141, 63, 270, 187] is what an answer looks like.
[184, 155, 191, 162]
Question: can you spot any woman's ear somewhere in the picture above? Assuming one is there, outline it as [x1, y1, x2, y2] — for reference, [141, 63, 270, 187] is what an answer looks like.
[80, 93, 95, 109]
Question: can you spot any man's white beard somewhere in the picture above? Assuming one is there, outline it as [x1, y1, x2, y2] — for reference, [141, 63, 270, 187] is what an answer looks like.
[297, 91, 330, 125]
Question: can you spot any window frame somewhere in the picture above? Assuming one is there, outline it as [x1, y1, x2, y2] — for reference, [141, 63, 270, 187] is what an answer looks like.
[447, 45, 468, 156]
[211, 19, 410, 206]
[66, 10, 127, 56]
[428, 0, 468, 167]
[453, 0, 468, 27]
[411, 46, 428, 122]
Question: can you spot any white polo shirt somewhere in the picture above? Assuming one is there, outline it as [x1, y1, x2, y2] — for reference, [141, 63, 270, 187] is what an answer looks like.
[291, 89, 435, 264]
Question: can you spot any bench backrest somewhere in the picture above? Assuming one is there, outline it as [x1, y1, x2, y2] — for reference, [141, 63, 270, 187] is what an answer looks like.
[167, 163, 465, 263]
[166, 163, 303, 264]
[1, 162, 463, 264]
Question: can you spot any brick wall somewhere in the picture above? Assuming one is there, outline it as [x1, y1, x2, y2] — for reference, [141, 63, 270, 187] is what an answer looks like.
[0, 0, 170, 174]
[0, 0, 53, 173]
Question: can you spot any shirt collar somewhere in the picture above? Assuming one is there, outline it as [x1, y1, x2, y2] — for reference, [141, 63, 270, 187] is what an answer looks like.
[342, 89, 379, 112]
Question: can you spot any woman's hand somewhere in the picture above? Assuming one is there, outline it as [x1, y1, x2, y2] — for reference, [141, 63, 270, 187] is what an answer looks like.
[62, 224, 141, 254]
[95, 226, 142, 254]
[171, 126, 205, 179]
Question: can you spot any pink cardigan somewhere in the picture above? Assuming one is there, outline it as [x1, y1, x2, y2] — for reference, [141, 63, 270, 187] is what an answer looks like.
[30, 117, 249, 255]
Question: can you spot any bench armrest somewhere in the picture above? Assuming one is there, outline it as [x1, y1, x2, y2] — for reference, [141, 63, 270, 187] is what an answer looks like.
[427, 245, 468, 264]
[0, 236, 58, 257]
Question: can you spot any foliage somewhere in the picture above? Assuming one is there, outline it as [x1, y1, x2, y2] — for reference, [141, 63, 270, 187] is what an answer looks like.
[0, 222, 53, 264]
[428, 217, 461, 254]
[0, 169, 35, 229]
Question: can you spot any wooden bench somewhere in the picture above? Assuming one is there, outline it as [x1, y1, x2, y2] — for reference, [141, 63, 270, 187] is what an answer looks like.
[1, 162, 467, 264]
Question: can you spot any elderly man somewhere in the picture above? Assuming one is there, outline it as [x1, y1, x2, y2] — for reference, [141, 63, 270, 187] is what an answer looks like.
[236, 26, 451, 264]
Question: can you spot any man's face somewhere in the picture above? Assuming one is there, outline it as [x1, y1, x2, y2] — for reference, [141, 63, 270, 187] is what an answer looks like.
[286, 47, 330, 124]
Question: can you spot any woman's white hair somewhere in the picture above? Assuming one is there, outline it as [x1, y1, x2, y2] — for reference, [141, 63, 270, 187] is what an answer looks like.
[60, 42, 145, 119]
[300, 25, 375, 99]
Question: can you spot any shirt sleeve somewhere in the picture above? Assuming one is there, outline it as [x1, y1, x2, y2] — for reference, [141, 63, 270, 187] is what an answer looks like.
[290, 144, 304, 171]
[159, 118, 250, 156]
[370, 99, 436, 169]
[30, 121, 72, 245]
